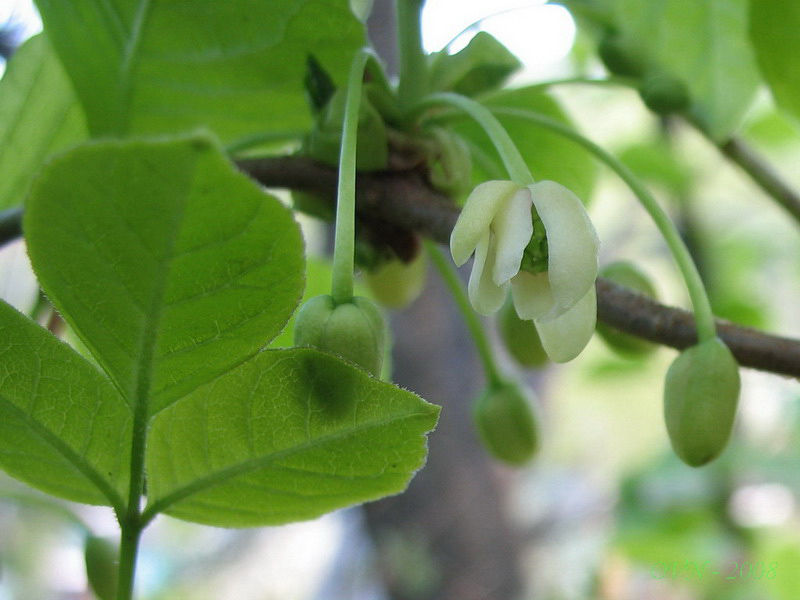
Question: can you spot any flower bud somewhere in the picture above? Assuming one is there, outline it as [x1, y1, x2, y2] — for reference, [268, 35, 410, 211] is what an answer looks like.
[365, 253, 427, 309]
[664, 338, 740, 467]
[293, 294, 386, 377]
[597, 261, 658, 358]
[473, 381, 539, 465]
[639, 71, 690, 115]
[84, 535, 118, 600]
[497, 299, 548, 368]
[427, 127, 472, 198]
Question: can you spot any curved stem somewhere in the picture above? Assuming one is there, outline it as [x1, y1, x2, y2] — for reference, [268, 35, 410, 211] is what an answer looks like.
[426, 241, 503, 387]
[489, 107, 716, 342]
[414, 92, 534, 184]
[331, 49, 372, 304]
[397, 0, 428, 112]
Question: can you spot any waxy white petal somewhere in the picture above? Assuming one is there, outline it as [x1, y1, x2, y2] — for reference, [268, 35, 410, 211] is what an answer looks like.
[528, 181, 599, 320]
[468, 232, 508, 315]
[491, 188, 534, 285]
[450, 180, 521, 266]
[510, 270, 554, 320]
[535, 286, 597, 363]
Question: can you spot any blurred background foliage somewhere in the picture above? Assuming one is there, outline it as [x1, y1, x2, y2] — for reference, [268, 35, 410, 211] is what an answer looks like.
[1, 0, 800, 599]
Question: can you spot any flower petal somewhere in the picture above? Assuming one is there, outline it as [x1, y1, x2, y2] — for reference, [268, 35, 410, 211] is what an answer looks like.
[450, 180, 521, 266]
[510, 270, 554, 319]
[535, 286, 597, 363]
[491, 188, 534, 285]
[468, 232, 508, 315]
[528, 181, 599, 319]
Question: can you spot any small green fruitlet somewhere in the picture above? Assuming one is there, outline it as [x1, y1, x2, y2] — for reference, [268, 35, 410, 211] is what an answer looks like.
[293, 294, 387, 377]
[639, 71, 690, 115]
[84, 536, 118, 600]
[598, 31, 646, 78]
[663, 337, 740, 467]
[365, 253, 427, 309]
[597, 261, 658, 358]
[497, 299, 548, 368]
[473, 381, 539, 466]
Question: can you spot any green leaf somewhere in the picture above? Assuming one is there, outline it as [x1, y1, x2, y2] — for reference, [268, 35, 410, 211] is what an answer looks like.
[25, 134, 305, 416]
[145, 347, 439, 527]
[0, 300, 130, 508]
[35, 0, 365, 143]
[455, 87, 598, 200]
[749, 0, 800, 122]
[429, 32, 522, 97]
[614, 0, 760, 140]
[0, 34, 87, 210]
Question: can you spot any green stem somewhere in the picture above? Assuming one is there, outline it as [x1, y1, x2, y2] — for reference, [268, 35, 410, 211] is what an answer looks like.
[413, 92, 534, 184]
[490, 107, 716, 342]
[331, 49, 372, 304]
[427, 241, 503, 386]
[115, 522, 143, 600]
[396, 0, 428, 112]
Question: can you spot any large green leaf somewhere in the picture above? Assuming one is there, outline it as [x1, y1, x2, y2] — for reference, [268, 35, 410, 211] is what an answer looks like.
[614, 0, 760, 141]
[455, 87, 598, 201]
[34, 0, 365, 142]
[749, 0, 800, 122]
[0, 34, 86, 209]
[0, 300, 131, 508]
[145, 347, 439, 527]
[25, 135, 305, 416]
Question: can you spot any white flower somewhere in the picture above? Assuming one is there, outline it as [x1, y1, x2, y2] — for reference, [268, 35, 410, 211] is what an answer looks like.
[450, 180, 600, 362]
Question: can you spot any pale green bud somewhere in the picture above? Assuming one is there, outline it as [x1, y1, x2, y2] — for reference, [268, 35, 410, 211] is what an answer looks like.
[664, 338, 740, 467]
[84, 536, 118, 600]
[293, 294, 386, 377]
[473, 381, 539, 466]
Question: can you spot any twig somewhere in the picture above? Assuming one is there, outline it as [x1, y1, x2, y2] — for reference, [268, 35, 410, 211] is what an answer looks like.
[2, 157, 799, 377]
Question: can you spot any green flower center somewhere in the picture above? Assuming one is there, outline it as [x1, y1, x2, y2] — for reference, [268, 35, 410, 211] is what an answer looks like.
[519, 206, 548, 274]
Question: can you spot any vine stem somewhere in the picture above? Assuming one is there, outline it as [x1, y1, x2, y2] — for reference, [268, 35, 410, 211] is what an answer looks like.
[413, 92, 533, 185]
[426, 241, 503, 387]
[331, 49, 372, 304]
[396, 0, 428, 113]
[486, 107, 717, 343]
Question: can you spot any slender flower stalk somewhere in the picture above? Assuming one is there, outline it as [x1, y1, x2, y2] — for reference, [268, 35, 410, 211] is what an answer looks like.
[331, 48, 373, 304]
[413, 92, 534, 184]
[427, 241, 503, 387]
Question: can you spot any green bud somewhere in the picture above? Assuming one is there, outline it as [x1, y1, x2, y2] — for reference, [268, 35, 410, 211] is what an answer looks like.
[597, 261, 658, 358]
[473, 381, 539, 466]
[664, 338, 740, 467]
[598, 31, 646, 78]
[497, 299, 548, 368]
[84, 536, 118, 600]
[365, 253, 427, 309]
[293, 294, 386, 377]
[639, 71, 690, 115]
[426, 127, 473, 197]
